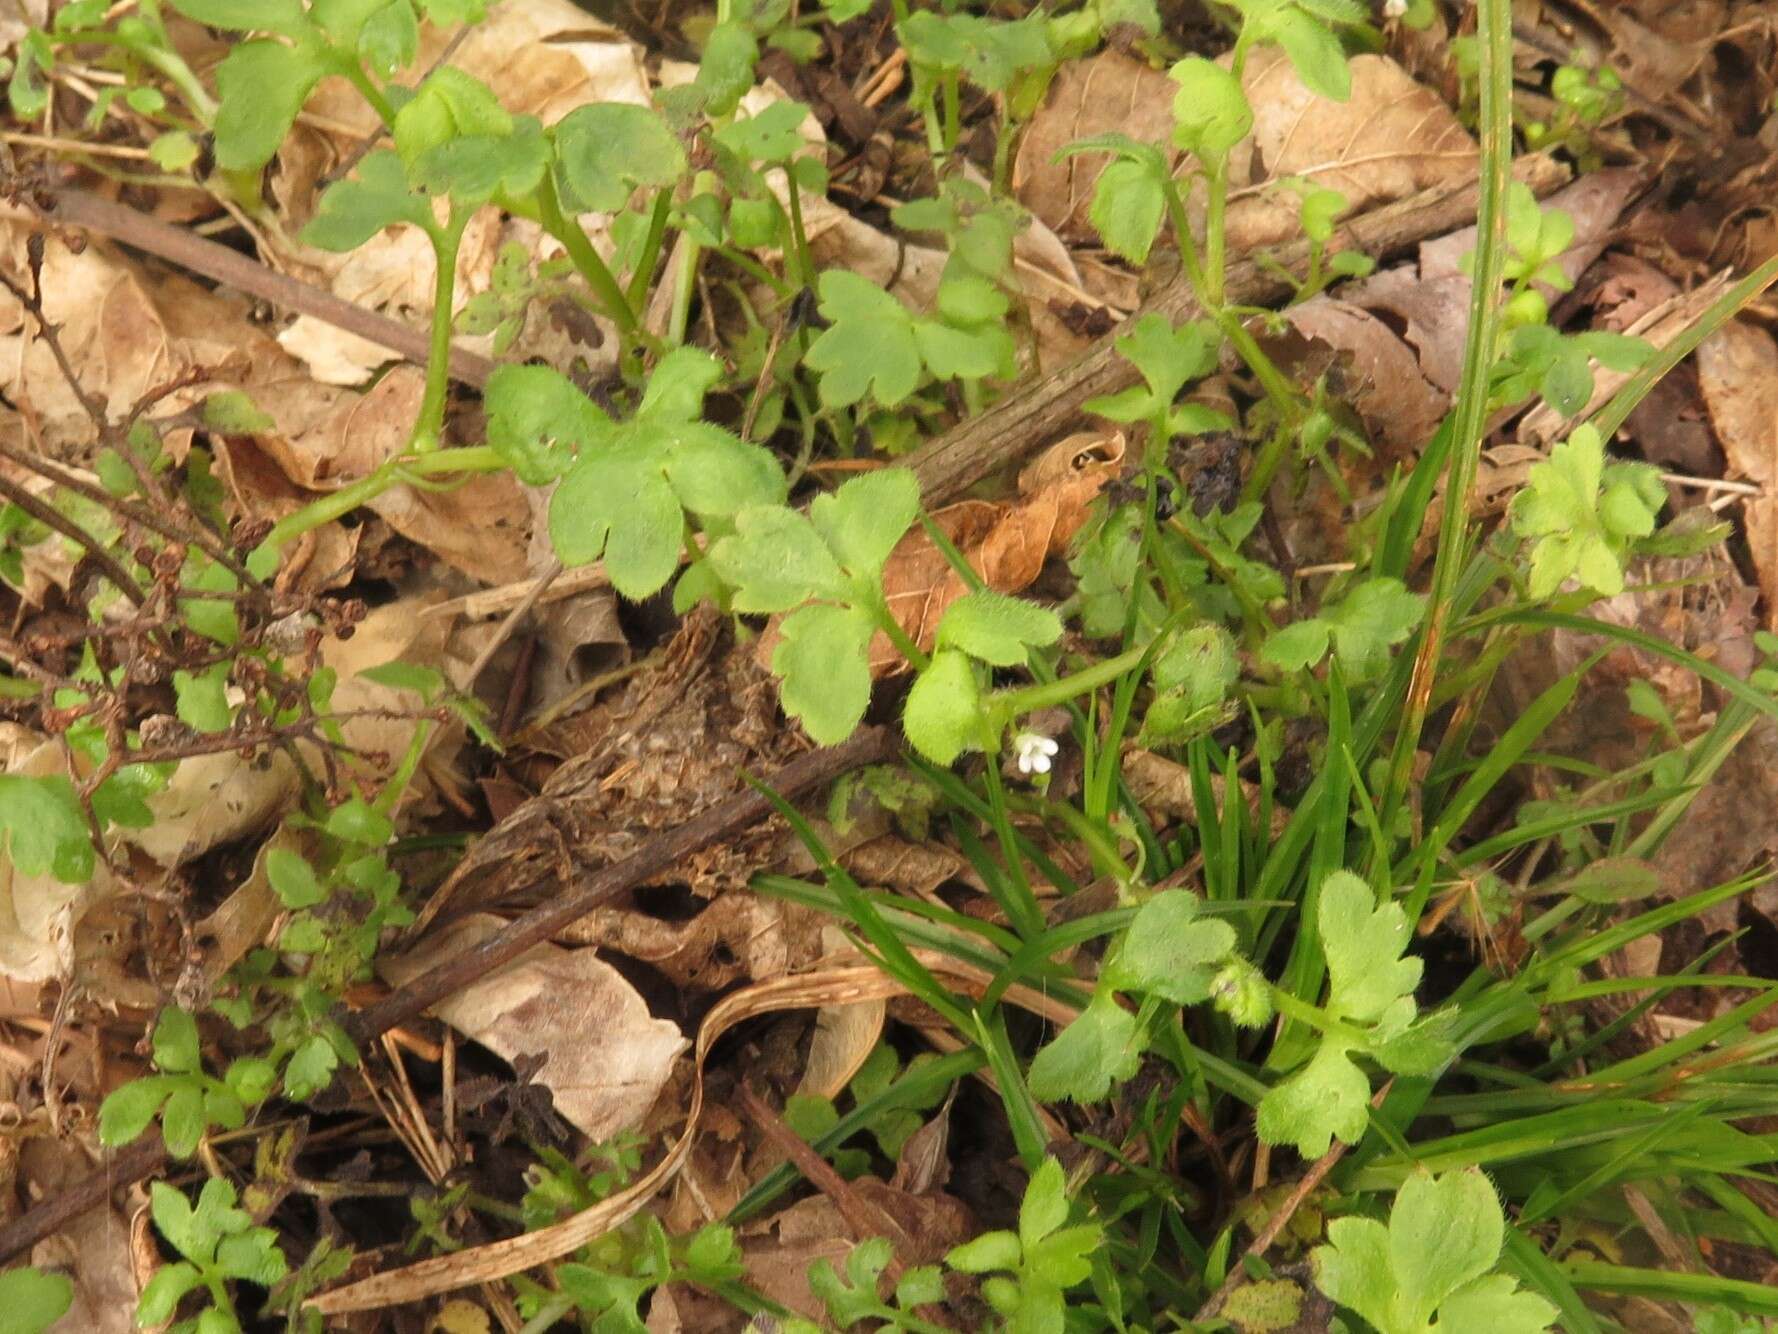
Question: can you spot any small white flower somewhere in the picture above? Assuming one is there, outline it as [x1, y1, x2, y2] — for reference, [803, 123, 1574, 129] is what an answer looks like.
[1013, 731, 1059, 776]
[1382, 0, 1409, 17]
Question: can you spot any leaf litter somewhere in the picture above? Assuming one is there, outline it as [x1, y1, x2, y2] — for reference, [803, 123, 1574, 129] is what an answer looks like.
[3, 0, 1778, 1328]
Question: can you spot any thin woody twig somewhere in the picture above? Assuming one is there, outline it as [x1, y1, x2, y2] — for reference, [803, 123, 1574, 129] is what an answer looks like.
[8, 188, 496, 389]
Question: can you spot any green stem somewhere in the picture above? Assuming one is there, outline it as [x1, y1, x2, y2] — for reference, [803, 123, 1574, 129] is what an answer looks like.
[992, 640, 1156, 719]
[251, 448, 503, 568]
[781, 163, 817, 291]
[1203, 156, 1229, 308]
[873, 599, 930, 673]
[1268, 987, 1370, 1047]
[410, 211, 468, 452]
[667, 233, 703, 349]
[1379, 0, 1513, 850]
[334, 54, 397, 128]
[626, 189, 673, 311]
[534, 176, 639, 339]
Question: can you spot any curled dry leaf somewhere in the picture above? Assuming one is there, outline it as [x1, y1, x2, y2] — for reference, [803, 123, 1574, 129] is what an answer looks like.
[380, 912, 688, 1141]
[761, 432, 1124, 679]
[311, 958, 1073, 1315]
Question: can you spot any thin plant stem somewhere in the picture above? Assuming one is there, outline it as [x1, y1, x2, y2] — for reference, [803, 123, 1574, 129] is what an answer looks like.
[410, 211, 468, 452]
[1379, 0, 1514, 865]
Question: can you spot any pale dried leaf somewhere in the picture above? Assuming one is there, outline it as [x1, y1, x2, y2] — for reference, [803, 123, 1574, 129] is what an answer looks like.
[380, 911, 688, 1141]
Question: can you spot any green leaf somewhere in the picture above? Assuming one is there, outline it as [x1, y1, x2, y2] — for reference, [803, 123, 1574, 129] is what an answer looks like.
[903, 649, 981, 766]
[1262, 618, 1331, 672]
[1434, 1273, 1559, 1331]
[98, 1074, 174, 1147]
[201, 390, 276, 434]
[663, 428, 786, 516]
[153, 1005, 203, 1074]
[1169, 56, 1253, 157]
[1390, 1168, 1503, 1325]
[711, 507, 848, 611]
[173, 664, 232, 733]
[805, 271, 922, 408]
[1311, 1216, 1392, 1331]
[265, 849, 327, 909]
[225, 1056, 279, 1105]
[1256, 1038, 1369, 1157]
[1322, 578, 1423, 681]
[947, 1229, 1021, 1274]
[1260, 6, 1352, 102]
[393, 66, 510, 166]
[549, 444, 682, 597]
[1021, 1156, 1070, 1245]
[809, 468, 922, 581]
[1511, 424, 1662, 598]
[0, 773, 94, 883]
[169, 0, 309, 32]
[554, 102, 687, 212]
[412, 122, 549, 205]
[1104, 891, 1237, 1003]
[302, 150, 433, 251]
[160, 1084, 207, 1157]
[283, 1033, 340, 1100]
[1220, 1278, 1305, 1333]
[135, 1259, 203, 1327]
[216, 1227, 289, 1285]
[1026, 991, 1142, 1103]
[213, 40, 327, 172]
[357, 0, 419, 75]
[149, 1181, 203, 1261]
[484, 363, 608, 484]
[934, 591, 1061, 666]
[0, 1267, 73, 1334]
[772, 604, 874, 745]
[1320, 870, 1420, 1023]
[710, 99, 810, 163]
[324, 796, 392, 846]
[1090, 157, 1166, 264]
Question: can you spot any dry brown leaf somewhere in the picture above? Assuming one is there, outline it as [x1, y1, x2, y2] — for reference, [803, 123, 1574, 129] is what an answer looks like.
[1013, 50, 1176, 243]
[1697, 318, 1778, 622]
[380, 911, 688, 1141]
[754, 432, 1123, 681]
[1222, 51, 1478, 255]
[0, 227, 288, 451]
[1264, 298, 1449, 452]
[1014, 51, 1477, 257]
[794, 997, 886, 1101]
[309, 955, 1077, 1314]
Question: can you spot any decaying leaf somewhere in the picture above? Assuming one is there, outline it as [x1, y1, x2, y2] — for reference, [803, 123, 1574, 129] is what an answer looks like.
[760, 431, 1124, 679]
[380, 911, 688, 1141]
[1262, 298, 1448, 453]
[1014, 51, 1477, 257]
[1697, 318, 1778, 623]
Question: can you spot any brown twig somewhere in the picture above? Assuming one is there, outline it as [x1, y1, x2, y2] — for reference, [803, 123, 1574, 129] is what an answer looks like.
[8, 188, 496, 389]
[0, 466, 151, 608]
[1192, 1080, 1393, 1322]
[737, 1082, 915, 1282]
